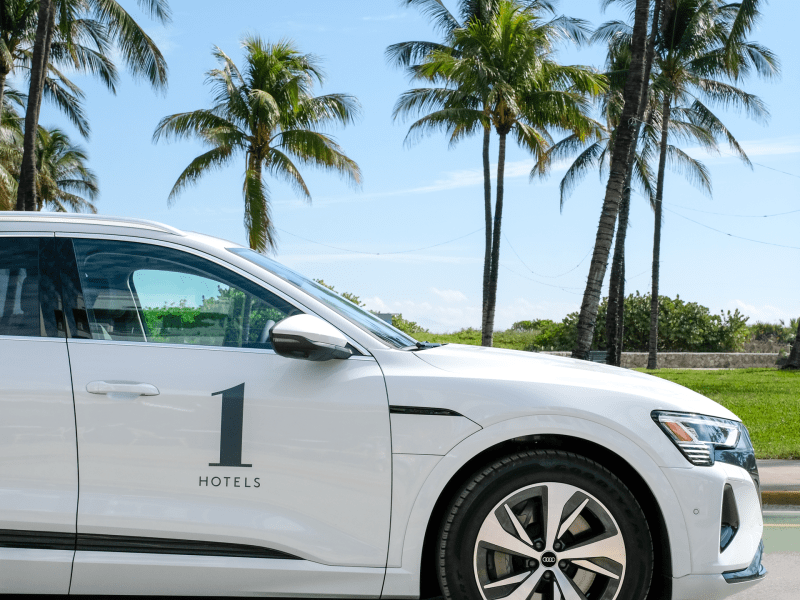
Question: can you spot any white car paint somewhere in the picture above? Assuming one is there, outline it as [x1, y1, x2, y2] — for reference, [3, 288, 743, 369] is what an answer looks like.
[0, 213, 764, 600]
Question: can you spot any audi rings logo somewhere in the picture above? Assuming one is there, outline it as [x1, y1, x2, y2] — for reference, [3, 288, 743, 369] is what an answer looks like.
[541, 552, 557, 565]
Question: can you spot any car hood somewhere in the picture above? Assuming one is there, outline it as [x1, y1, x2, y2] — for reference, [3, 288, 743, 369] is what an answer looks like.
[411, 344, 738, 423]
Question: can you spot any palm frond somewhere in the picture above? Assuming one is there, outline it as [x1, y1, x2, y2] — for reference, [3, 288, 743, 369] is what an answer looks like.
[266, 147, 311, 201]
[153, 109, 244, 144]
[274, 129, 362, 187]
[665, 145, 712, 196]
[167, 146, 235, 204]
[385, 40, 453, 68]
[243, 167, 274, 252]
[42, 76, 90, 138]
[89, 0, 169, 89]
[401, 0, 460, 35]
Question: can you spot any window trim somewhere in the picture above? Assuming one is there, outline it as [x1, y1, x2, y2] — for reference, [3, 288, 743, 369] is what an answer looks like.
[55, 233, 372, 357]
[0, 233, 63, 340]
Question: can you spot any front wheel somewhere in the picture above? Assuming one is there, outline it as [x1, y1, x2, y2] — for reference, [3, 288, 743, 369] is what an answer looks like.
[438, 450, 653, 600]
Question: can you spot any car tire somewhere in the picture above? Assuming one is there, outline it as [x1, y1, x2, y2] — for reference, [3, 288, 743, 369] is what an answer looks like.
[437, 450, 653, 600]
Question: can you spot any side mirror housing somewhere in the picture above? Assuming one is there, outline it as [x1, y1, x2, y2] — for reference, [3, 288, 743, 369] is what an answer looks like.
[270, 314, 352, 361]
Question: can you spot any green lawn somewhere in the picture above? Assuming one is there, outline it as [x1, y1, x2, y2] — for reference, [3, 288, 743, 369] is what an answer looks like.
[416, 328, 540, 351]
[639, 369, 800, 459]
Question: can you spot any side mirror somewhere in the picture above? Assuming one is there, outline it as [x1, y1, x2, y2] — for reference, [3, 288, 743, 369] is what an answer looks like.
[270, 314, 352, 361]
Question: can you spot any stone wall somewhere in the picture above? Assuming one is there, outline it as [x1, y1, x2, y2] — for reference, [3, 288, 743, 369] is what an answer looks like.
[540, 351, 784, 369]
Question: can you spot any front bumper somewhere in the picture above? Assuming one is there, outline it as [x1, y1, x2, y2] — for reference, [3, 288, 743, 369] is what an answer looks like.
[662, 456, 765, 600]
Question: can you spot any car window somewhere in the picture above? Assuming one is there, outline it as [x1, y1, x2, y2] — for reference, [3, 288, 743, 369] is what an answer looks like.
[0, 238, 40, 337]
[70, 239, 297, 349]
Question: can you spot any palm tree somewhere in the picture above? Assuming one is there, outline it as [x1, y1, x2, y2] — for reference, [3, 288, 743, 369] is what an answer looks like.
[0, 95, 97, 212]
[0, 87, 27, 208]
[571, 0, 654, 360]
[16, 0, 170, 211]
[388, 0, 564, 346]
[395, 1, 604, 346]
[153, 36, 362, 253]
[645, 0, 778, 369]
[593, 1, 666, 366]
[32, 125, 98, 211]
[1, 0, 118, 138]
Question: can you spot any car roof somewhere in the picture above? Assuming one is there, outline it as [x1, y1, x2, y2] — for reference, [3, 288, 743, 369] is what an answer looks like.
[0, 212, 391, 352]
[0, 211, 186, 236]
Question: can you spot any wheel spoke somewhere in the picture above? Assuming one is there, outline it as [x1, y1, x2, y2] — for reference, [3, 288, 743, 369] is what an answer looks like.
[571, 559, 621, 580]
[483, 571, 531, 590]
[504, 565, 547, 600]
[559, 532, 626, 564]
[477, 509, 540, 559]
[504, 503, 534, 546]
[553, 568, 589, 600]
[545, 483, 577, 549]
[557, 498, 589, 539]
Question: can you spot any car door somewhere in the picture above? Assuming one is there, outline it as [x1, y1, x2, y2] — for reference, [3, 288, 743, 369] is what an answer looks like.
[0, 235, 78, 594]
[59, 235, 392, 596]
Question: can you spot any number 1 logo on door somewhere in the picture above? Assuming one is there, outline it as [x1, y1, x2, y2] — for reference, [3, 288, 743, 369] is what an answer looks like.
[209, 383, 251, 467]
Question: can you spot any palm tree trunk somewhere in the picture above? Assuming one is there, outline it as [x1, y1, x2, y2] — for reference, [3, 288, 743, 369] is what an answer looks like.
[647, 94, 672, 370]
[572, 0, 652, 360]
[605, 0, 665, 367]
[481, 125, 493, 346]
[0, 68, 9, 116]
[16, 0, 56, 212]
[484, 131, 507, 347]
[784, 318, 800, 370]
[606, 185, 631, 366]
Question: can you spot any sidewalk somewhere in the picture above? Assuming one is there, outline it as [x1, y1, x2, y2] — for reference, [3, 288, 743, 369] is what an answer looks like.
[757, 459, 800, 506]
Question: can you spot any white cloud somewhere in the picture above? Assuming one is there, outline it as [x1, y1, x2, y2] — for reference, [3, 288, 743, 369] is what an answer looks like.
[728, 300, 794, 324]
[147, 26, 178, 55]
[362, 14, 405, 21]
[685, 136, 800, 162]
[431, 288, 468, 303]
[276, 158, 569, 209]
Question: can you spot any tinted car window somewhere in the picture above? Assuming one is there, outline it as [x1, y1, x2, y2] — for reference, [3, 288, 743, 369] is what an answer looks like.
[0, 237, 62, 338]
[69, 239, 297, 349]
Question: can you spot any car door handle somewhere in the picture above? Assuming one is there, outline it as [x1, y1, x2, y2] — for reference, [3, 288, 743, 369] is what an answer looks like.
[86, 381, 160, 397]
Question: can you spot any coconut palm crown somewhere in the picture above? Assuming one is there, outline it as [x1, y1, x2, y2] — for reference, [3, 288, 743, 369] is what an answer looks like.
[0, 114, 98, 212]
[154, 37, 362, 252]
[394, 0, 606, 346]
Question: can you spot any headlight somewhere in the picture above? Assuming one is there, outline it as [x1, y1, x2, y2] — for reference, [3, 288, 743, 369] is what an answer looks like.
[651, 411, 742, 466]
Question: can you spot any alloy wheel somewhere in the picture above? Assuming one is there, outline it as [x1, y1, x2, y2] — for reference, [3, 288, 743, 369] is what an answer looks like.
[473, 481, 626, 600]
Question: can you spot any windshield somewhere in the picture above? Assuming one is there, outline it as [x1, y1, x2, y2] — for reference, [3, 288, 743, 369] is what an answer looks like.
[228, 248, 418, 349]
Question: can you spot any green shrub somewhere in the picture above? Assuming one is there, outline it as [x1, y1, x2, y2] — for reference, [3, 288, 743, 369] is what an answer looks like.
[512, 293, 753, 353]
[749, 320, 797, 345]
[588, 292, 750, 352]
[391, 314, 429, 335]
[313, 279, 365, 307]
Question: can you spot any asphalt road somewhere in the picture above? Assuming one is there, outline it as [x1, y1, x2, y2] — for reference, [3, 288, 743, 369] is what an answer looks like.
[728, 509, 800, 600]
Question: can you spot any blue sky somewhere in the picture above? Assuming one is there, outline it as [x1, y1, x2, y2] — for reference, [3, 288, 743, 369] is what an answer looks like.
[29, 0, 800, 332]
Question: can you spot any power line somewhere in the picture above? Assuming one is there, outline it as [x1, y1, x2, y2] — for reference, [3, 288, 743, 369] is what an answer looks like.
[663, 208, 800, 250]
[503, 233, 593, 278]
[499, 264, 583, 294]
[277, 226, 483, 255]
[666, 202, 800, 218]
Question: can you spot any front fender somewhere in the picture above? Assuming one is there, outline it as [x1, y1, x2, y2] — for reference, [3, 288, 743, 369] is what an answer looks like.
[382, 414, 692, 598]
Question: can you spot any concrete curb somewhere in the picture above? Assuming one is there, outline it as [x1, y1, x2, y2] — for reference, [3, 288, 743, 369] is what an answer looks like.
[762, 491, 800, 506]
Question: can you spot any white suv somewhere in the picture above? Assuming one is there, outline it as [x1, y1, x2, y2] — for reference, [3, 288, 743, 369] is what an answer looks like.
[0, 213, 764, 600]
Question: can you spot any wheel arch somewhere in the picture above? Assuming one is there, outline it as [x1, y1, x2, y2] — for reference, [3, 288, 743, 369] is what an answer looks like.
[417, 435, 673, 600]
[385, 415, 688, 600]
